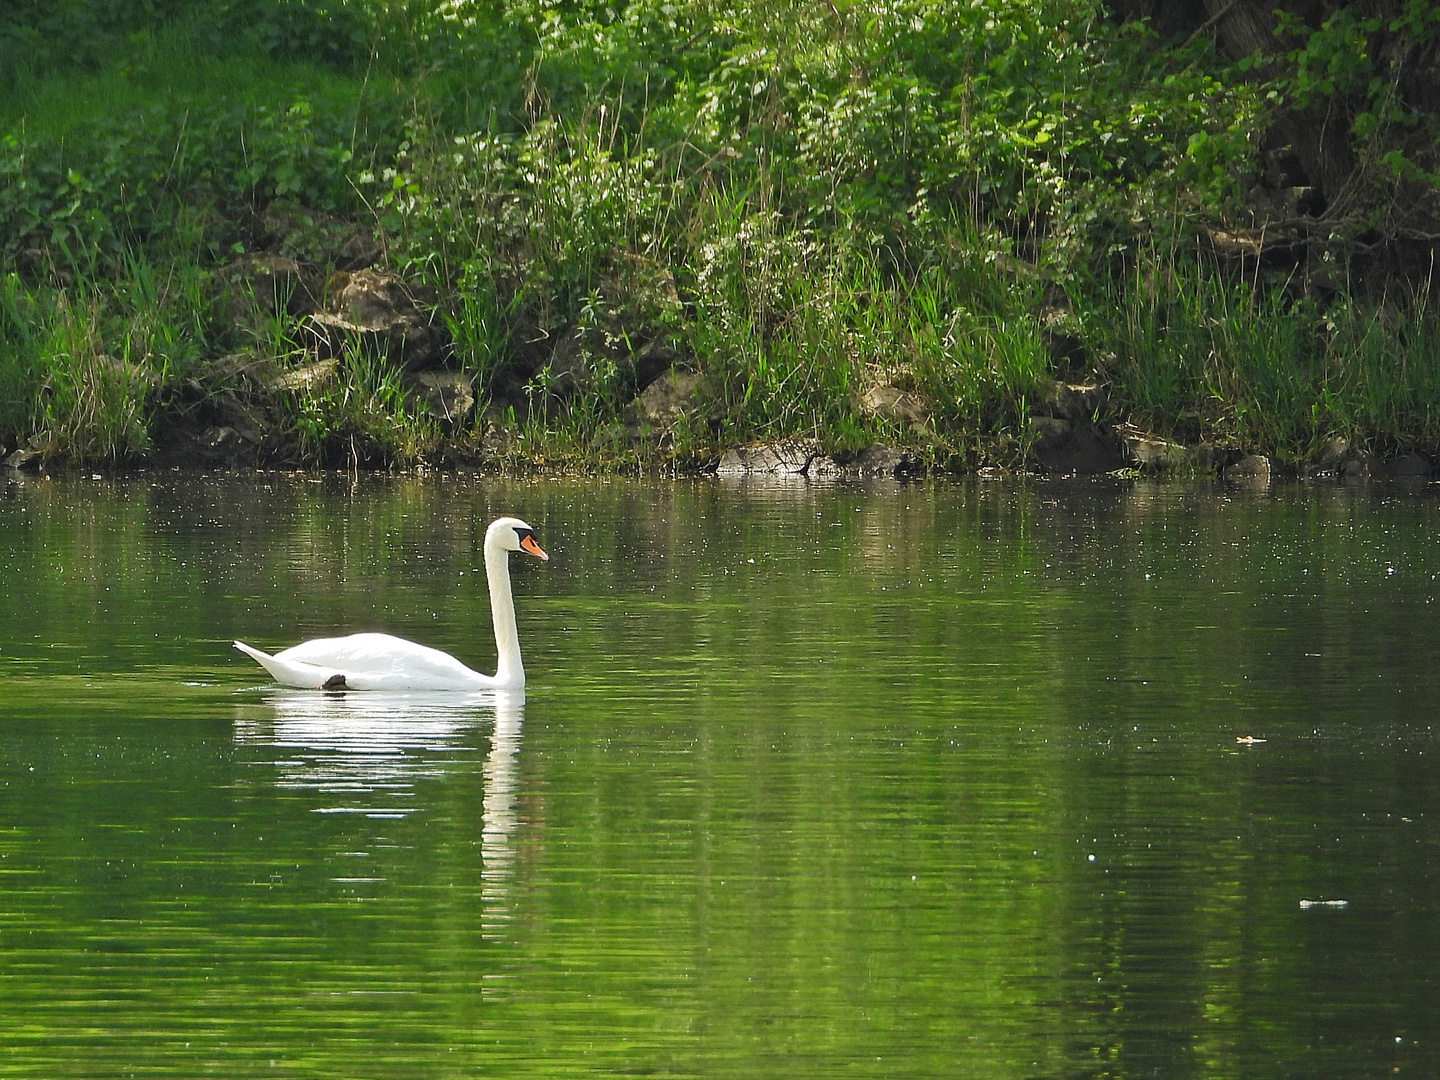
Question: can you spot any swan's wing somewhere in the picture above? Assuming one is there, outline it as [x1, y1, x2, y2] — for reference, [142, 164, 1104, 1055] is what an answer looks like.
[273, 633, 494, 690]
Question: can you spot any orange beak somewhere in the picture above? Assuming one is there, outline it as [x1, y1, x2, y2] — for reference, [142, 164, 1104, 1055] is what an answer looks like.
[520, 534, 549, 561]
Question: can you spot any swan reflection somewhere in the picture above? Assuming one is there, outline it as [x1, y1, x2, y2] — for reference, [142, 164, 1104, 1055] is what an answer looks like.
[235, 689, 527, 931]
[234, 689, 504, 798]
[482, 694, 523, 937]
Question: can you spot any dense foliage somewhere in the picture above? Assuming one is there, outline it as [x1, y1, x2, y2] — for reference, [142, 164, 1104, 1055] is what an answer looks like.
[3, 0, 1440, 467]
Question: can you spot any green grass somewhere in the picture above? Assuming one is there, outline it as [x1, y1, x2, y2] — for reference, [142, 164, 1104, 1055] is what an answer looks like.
[281, 347, 442, 467]
[0, 219, 216, 459]
[1087, 253, 1440, 458]
[3, 1, 1440, 471]
[0, 21, 364, 136]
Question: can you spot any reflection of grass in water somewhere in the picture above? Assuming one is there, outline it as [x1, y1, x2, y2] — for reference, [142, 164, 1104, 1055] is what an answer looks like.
[9, 471, 1440, 1077]
[5, 673, 242, 714]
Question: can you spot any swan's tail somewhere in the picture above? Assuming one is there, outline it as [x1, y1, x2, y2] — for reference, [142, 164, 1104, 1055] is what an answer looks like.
[234, 639, 282, 679]
[234, 640, 339, 690]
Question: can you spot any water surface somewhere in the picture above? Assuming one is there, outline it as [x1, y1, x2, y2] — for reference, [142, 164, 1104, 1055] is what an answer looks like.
[2, 472, 1439, 1077]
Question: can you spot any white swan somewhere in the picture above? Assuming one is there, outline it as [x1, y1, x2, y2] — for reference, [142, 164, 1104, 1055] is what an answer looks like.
[234, 516, 548, 691]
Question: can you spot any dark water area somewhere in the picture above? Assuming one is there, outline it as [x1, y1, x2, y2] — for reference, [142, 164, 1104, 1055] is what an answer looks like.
[1, 471, 1439, 1077]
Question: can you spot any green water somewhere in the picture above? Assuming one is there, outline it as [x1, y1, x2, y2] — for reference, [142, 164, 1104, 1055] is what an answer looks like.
[3, 472, 1440, 1078]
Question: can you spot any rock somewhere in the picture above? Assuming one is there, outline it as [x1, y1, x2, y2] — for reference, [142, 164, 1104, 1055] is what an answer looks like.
[1342, 451, 1372, 479]
[207, 392, 267, 445]
[714, 449, 746, 476]
[713, 449, 740, 476]
[1310, 435, 1350, 474]
[1039, 380, 1107, 424]
[335, 230, 384, 272]
[860, 385, 931, 426]
[1118, 427, 1191, 470]
[851, 444, 912, 475]
[326, 269, 434, 326]
[201, 426, 243, 450]
[530, 327, 682, 410]
[634, 370, 704, 427]
[4, 447, 42, 471]
[300, 311, 440, 374]
[1029, 414, 1068, 441]
[630, 335, 680, 390]
[1030, 416, 1125, 474]
[541, 327, 590, 398]
[806, 444, 923, 478]
[303, 269, 446, 370]
[189, 352, 270, 388]
[1225, 454, 1273, 481]
[408, 369, 476, 423]
[217, 254, 319, 334]
[716, 441, 818, 476]
[1385, 452, 1431, 478]
[254, 199, 374, 269]
[268, 358, 340, 393]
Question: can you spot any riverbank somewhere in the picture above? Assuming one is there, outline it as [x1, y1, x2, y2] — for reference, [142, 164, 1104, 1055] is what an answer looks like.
[5, 0, 1440, 477]
[4, 189, 1433, 482]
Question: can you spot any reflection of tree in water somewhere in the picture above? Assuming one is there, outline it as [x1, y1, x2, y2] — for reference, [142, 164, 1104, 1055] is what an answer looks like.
[234, 689, 526, 929]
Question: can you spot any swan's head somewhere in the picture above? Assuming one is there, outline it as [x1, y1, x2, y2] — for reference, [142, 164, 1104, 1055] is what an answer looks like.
[487, 516, 549, 561]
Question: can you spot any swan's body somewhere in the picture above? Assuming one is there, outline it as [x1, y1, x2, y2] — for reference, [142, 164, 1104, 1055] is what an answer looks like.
[234, 516, 548, 691]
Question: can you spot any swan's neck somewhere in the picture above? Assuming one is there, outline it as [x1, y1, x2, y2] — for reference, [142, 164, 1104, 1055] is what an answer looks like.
[487, 544, 524, 688]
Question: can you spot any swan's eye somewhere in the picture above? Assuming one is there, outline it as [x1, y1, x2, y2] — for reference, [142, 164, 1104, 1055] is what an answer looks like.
[515, 528, 549, 560]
